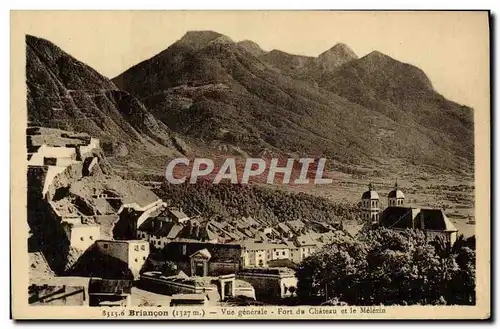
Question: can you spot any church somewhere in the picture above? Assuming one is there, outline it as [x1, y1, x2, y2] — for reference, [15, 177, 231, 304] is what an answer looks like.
[360, 182, 459, 245]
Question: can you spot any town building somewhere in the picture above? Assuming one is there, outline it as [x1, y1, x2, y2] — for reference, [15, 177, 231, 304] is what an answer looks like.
[157, 241, 242, 277]
[294, 234, 318, 261]
[94, 240, 150, 280]
[237, 267, 297, 302]
[27, 127, 101, 198]
[61, 220, 101, 251]
[360, 183, 459, 244]
[241, 241, 291, 267]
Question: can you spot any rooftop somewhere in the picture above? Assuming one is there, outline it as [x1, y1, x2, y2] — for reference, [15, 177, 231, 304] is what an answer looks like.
[379, 207, 458, 232]
[295, 234, 318, 247]
[388, 189, 405, 198]
[241, 240, 289, 251]
[362, 190, 379, 200]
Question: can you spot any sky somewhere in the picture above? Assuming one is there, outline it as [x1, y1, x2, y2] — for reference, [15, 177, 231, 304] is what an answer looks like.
[14, 11, 489, 111]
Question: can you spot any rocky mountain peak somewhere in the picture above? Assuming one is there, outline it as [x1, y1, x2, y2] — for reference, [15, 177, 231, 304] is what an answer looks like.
[176, 30, 234, 50]
[236, 40, 266, 56]
[316, 43, 358, 69]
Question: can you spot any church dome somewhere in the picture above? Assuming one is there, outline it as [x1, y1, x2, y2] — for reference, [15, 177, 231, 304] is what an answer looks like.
[388, 189, 405, 198]
[361, 190, 379, 200]
[362, 183, 379, 200]
[388, 182, 404, 199]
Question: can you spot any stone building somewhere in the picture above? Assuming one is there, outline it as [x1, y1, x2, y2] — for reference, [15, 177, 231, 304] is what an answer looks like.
[237, 268, 297, 302]
[241, 241, 291, 268]
[157, 241, 242, 277]
[94, 240, 150, 280]
[61, 221, 101, 251]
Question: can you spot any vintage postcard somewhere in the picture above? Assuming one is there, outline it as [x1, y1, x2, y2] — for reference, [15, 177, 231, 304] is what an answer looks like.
[10, 10, 490, 320]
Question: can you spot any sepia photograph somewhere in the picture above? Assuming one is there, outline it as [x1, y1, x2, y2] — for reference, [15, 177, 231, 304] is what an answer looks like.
[10, 10, 490, 319]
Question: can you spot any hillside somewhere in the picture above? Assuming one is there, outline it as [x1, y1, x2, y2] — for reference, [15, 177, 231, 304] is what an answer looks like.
[318, 51, 474, 161]
[113, 31, 474, 175]
[155, 180, 360, 225]
[26, 35, 183, 159]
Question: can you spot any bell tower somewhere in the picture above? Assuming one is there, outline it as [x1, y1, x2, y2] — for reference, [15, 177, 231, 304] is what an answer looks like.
[361, 183, 380, 223]
[388, 181, 405, 207]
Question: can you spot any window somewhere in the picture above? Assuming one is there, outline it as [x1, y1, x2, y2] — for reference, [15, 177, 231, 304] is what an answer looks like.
[141, 245, 145, 251]
[103, 243, 108, 249]
[276, 252, 279, 256]
[182, 245, 187, 255]
[282, 251, 285, 256]
[80, 237, 84, 241]
[134, 245, 139, 252]
[143, 256, 146, 260]
[135, 258, 138, 262]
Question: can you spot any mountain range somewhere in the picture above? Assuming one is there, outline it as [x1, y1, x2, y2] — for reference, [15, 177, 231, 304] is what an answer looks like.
[26, 31, 474, 176]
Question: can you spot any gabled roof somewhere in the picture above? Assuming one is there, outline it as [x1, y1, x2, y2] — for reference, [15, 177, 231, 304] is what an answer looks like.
[164, 224, 184, 239]
[204, 227, 220, 241]
[277, 222, 291, 233]
[286, 220, 305, 232]
[418, 209, 458, 232]
[379, 207, 416, 229]
[380, 207, 458, 232]
[242, 216, 259, 227]
[210, 220, 228, 231]
[169, 208, 189, 220]
[138, 219, 183, 239]
[295, 234, 317, 247]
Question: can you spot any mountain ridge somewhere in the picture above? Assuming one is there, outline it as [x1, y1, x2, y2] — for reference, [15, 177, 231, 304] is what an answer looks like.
[111, 30, 473, 175]
[26, 34, 184, 159]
